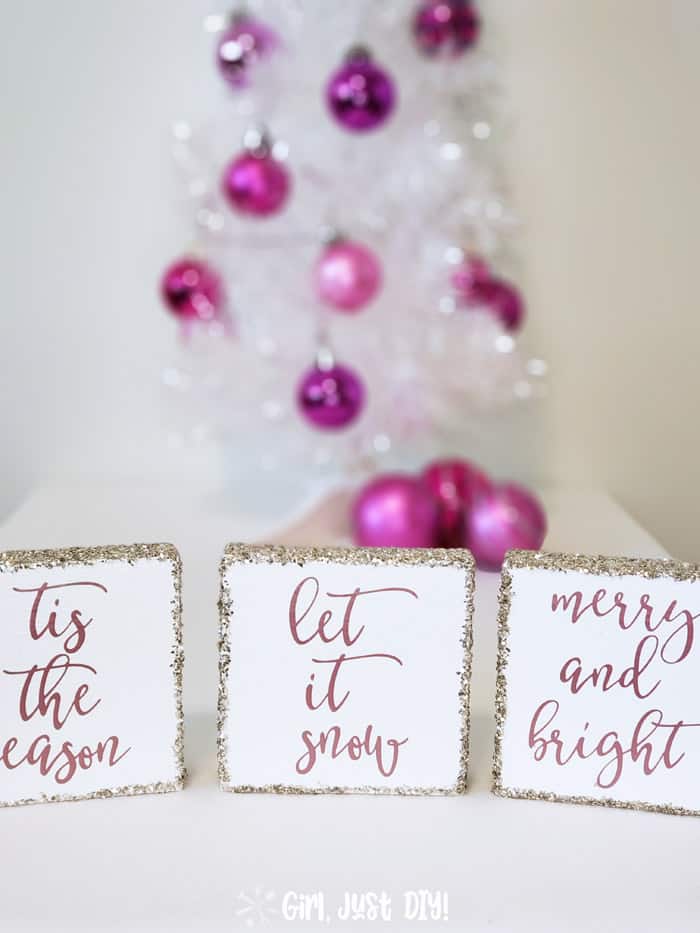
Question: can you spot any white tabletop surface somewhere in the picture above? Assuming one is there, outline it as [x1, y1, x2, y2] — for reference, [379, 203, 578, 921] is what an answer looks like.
[1, 482, 698, 933]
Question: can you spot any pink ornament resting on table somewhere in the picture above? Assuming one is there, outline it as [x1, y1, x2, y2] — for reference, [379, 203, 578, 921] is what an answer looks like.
[216, 14, 279, 89]
[421, 458, 491, 547]
[452, 255, 525, 332]
[413, 0, 481, 57]
[297, 362, 365, 430]
[315, 239, 382, 312]
[222, 149, 290, 217]
[350, 457, 546, 568]
[160, 257, 223, 322]
[326, 49, 396, 133]
[352, 474, 438, 548]
[467, 483, 547, 571]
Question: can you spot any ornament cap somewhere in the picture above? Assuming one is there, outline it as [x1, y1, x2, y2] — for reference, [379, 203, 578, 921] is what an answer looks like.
[228, 7, 249, 26]
[320, 226, 345, 247]
[344, 44, 372, 63]
[242, 125, 272, 157]
[315, 345, 336, 372]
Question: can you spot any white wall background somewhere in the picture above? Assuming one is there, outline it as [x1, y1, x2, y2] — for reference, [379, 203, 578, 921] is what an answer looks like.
[1, 0, 698, 558]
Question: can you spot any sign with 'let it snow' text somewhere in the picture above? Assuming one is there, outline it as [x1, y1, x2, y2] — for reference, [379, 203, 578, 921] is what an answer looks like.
[218, 544, 473, 795]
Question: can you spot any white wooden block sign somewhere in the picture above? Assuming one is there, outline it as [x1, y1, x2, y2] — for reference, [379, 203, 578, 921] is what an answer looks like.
[218, 545, 474, 794]
[0, 544, 184, 807]
[494, 550, 700, 817]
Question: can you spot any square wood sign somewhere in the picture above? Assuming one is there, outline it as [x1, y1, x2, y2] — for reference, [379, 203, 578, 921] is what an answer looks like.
[0, 544, 184, 807]
[218, 545, 474, 794]
[494, 550, 700, 817]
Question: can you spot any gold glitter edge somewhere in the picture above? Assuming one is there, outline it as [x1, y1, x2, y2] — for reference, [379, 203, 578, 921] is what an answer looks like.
[0, 779, 184, 809]
[493, 784, 700, 818]
[218, 544, 475, 795]
[0, 542, 180, 570]
[492, 548, 700, 818]
[221, 782, 461, 796]
[0, 542, 186, 807]
[501, 548, 700, 580]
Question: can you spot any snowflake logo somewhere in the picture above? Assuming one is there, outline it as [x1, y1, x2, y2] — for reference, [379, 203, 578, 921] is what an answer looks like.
[233, 887, 280, 927]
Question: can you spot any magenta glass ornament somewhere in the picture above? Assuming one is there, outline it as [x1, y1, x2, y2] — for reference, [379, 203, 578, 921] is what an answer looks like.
[222, 150, 290, 217]
[451, 255, 490, 296]
[315, 240, 382, 312]
[297, 363, 365, 430]
[478, 279, 525, 332]
[413, 0, 480, 56]
[421, 458, 491, 547]
[352, 474, 438, 548]
[326, 50, 396, 132]
[160, 257, 223, 322]
[467, 483, 547, 571]
[454, 258, 526, 332]
[216, 15, 279, 89]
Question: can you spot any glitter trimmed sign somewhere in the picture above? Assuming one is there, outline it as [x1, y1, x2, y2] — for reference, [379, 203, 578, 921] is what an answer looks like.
[494, 550, 700, 817]
[218, 545, 474, 795]
[0, 544, 184, 807]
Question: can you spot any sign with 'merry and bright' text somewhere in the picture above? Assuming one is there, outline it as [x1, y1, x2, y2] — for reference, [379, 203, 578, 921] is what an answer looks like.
[495, 550, 700, 817]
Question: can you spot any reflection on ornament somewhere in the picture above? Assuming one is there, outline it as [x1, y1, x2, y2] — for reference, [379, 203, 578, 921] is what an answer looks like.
[413, 0, 480, 57]
[160, 257, 223, 322]
[222, 147, 290, 217]
[216, 14, 279, 89]
[352, 474, 437, 548]
[467, 483, 546, 570]
[297, 362, 365, 430]
[326, 49, 396, 132]
[315, 239, 382, 312]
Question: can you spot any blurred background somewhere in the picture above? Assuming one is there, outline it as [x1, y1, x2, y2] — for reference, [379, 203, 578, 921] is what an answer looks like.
[0, 0, 698, 558]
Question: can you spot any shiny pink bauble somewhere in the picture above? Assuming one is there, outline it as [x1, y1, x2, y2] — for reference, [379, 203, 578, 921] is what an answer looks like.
[160, 257, 223, 321]
[454, 258, 526, 332]
[413, 0, 481, 56]
[352, 474, 438, 548]
[467, 483, 547, 571]
[451, 255, 491, 296]
[316, 240, 382, 312]
[297, 363, 365, 430]
[477, 279, 526, 332]
[216, 16, 278, 89]
[222, 151, 290, 217]
[326, 53, 396, 132]
[421, 458, 491, 547]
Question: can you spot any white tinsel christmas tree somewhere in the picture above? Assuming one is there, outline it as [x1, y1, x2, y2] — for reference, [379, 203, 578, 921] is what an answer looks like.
[160, 0, 547, 550]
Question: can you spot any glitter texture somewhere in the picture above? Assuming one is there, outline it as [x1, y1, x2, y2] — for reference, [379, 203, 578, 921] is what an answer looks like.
[218, 544, 475, 795]
[493, 549, 700, 818]
[0, 543, 185, 808]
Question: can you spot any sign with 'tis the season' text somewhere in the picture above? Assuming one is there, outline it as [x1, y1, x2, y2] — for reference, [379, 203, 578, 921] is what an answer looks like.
[0, 544, 184, 807]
